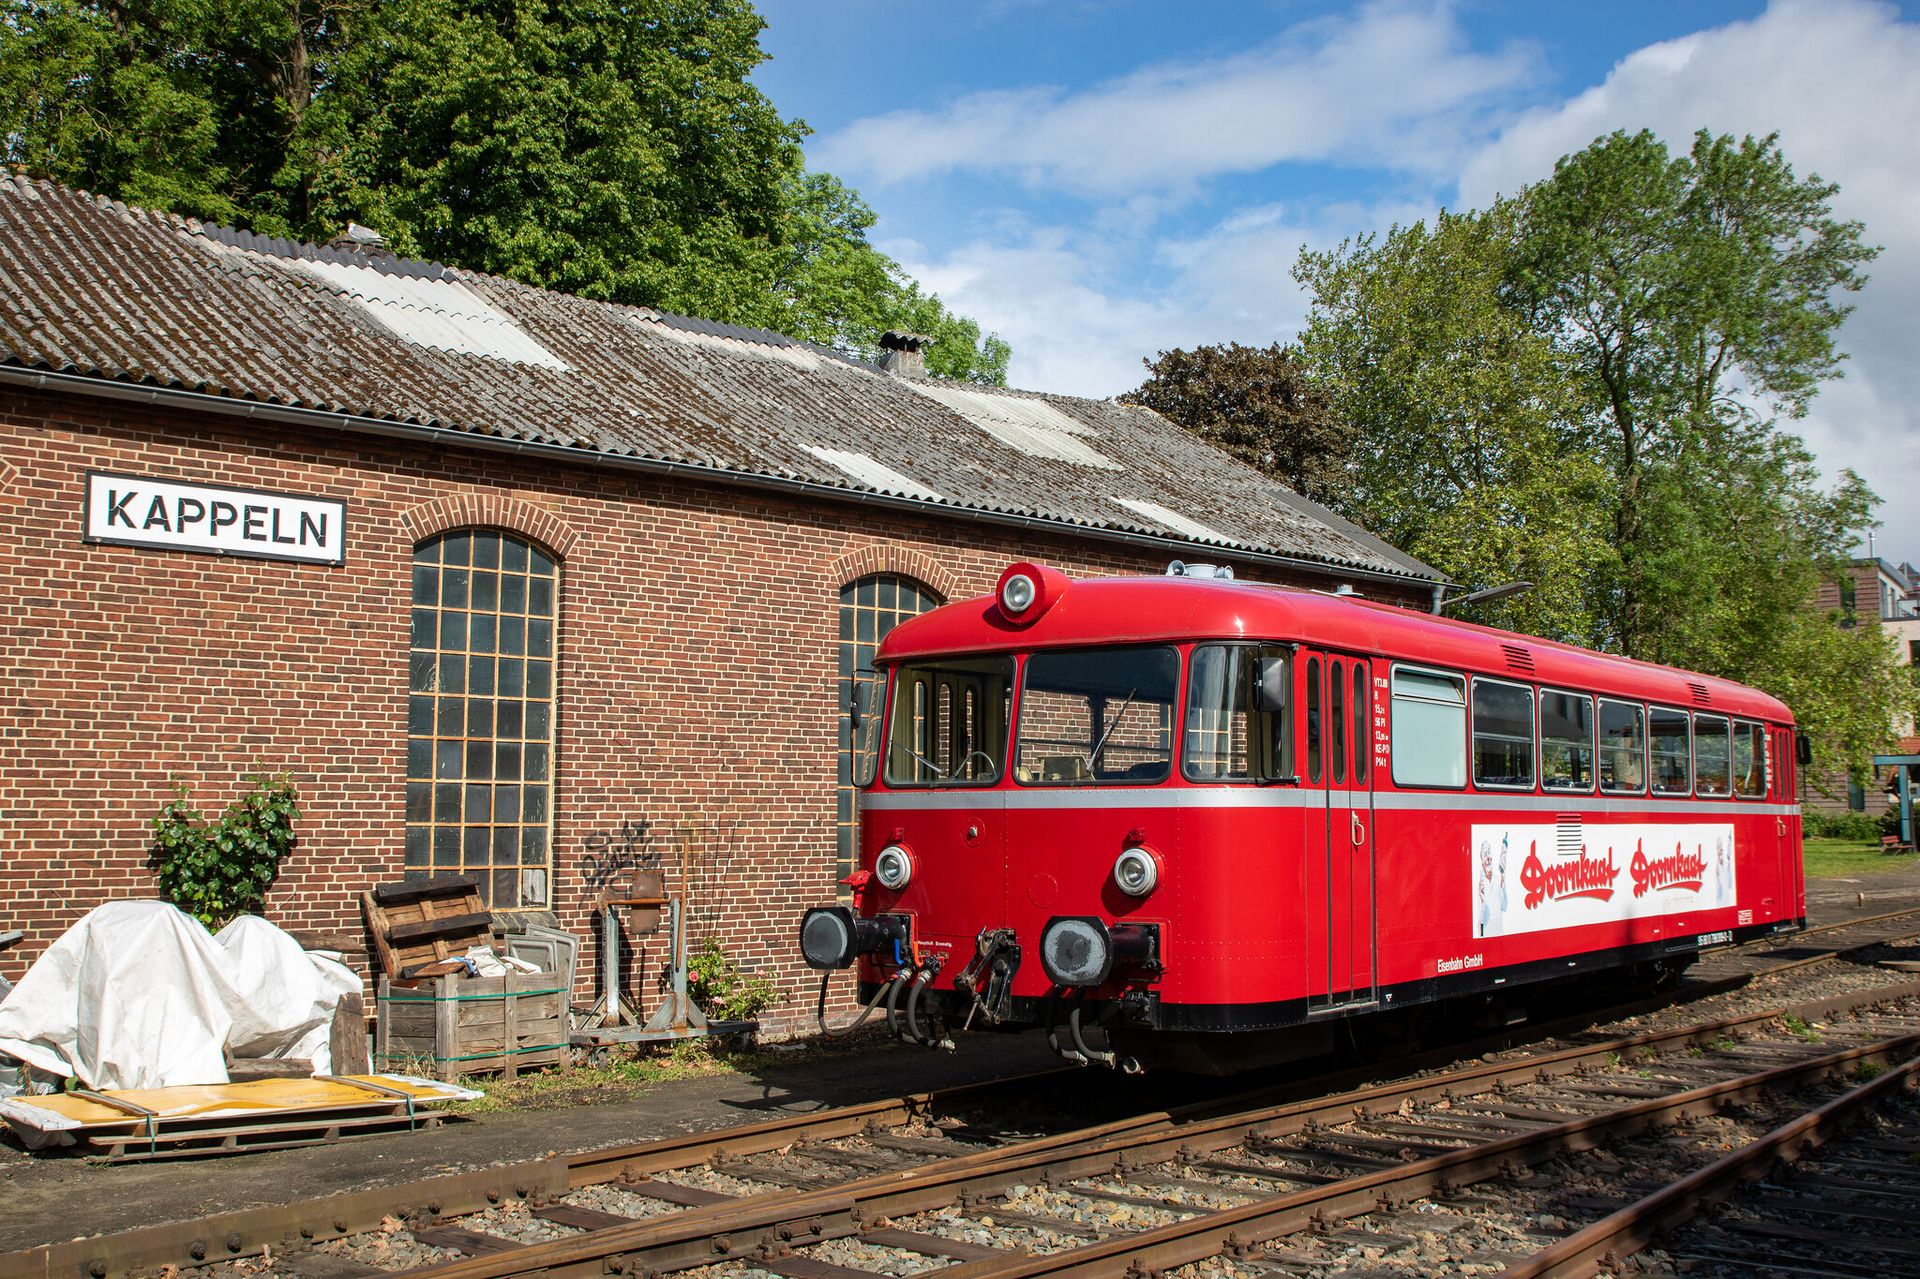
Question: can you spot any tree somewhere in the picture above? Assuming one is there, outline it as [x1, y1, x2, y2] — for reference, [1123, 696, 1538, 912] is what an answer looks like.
[1291, 129, 1912, 783]
[0, 0, 1010, 382]
[1514, 129, 1878, 660]
[1122, 342, 1351, 507]
[1295, 204, 1608, 641]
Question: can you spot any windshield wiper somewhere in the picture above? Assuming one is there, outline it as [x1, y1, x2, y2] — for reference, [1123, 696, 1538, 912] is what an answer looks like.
[1089, 688, 1140, 770]
[907, 749, 948, 778]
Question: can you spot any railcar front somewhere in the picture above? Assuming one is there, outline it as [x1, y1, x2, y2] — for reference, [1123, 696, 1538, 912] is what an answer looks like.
[796, 563, 1807, 1073]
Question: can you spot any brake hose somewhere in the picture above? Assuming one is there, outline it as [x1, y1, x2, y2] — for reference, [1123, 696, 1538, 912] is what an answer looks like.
[815, 970, 899, 1038]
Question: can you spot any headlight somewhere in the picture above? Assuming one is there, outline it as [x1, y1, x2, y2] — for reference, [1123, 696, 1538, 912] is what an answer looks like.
[1001, 573, 1036, 616]
[800, 906, 857, 969]
[874, 844, 913, 890]
[1040, 916, 1113, 986]
[1113, 847, 1159, 897]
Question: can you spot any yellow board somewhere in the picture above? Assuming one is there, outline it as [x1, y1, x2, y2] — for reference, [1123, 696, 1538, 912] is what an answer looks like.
[0, 1074, 481, 1133]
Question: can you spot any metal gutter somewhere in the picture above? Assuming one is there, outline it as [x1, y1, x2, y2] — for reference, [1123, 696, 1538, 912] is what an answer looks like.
[0, 365, 1439, 592]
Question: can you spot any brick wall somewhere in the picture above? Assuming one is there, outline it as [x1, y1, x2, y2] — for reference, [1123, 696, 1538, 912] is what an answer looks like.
[0, 388, 1428, 1032]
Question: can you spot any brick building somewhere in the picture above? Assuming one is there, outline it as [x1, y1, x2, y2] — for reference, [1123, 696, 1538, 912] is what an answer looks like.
[1809, 556, 1920, 812]
[0, 178, 1439, 1029]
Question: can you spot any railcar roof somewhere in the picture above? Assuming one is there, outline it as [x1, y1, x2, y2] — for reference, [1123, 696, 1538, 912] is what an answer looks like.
[877, 573, 1792, 723]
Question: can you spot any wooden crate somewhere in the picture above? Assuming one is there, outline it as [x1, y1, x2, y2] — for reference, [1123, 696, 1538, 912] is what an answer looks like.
[375, 973, 569, 1080]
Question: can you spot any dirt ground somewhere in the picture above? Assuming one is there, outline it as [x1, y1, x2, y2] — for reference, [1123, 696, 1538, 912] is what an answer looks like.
[7, 865, 1920, 1255]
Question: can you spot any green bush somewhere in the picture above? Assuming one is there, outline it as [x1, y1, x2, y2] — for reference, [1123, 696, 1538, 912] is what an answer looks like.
[148, 775, 301, 927]
[686, 937, 779, 1023]
[1802, 807, 1886, 841]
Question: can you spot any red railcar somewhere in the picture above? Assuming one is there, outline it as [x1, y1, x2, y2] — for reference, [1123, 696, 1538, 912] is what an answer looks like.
[799, 563, 1806, 1072]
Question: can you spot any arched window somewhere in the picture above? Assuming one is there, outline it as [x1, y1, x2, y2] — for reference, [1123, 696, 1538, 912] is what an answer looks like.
[838, 574, 942, 881]
[407, 529, 558, 906]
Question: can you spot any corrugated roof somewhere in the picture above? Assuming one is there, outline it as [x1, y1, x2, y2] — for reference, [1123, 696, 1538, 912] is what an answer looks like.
[0, 177, 1439, 583]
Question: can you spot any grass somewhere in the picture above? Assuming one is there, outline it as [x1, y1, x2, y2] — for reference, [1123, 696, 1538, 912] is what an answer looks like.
[449, 1039, 768, 1114]
[1803, 835, 1916, 879]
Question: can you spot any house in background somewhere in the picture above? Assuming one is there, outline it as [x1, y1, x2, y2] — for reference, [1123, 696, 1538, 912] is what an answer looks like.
[1810, 556, 1920, 811]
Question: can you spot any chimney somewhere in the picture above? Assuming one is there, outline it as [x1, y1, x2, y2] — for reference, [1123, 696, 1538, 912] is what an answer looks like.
[330, 222, 390, 255]
[878, 330, 931, 379]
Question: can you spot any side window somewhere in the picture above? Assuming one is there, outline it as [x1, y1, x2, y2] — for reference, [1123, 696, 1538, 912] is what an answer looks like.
[1733, 721, 1767, 798]
[1539, 690, 1595, 792]
[1352, 665, 1369, 784]
[1695, 714, 1732, 797]
[1182, 645, 1291, 782]
[407, 529, 558, 907]
[1471, 678, 1535, 789]
[1391, 667, 1466, 787]
[1306, 656, 1323, 783]
[1331, 660, 1348, 785]
[1650, 708, 1691, 795]
[1597, 699, 1647, 794]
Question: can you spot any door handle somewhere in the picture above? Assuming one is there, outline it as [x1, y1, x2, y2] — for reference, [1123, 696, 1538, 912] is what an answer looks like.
[1351, 813, 1366, 846]
[1776, 818, 1786, 836]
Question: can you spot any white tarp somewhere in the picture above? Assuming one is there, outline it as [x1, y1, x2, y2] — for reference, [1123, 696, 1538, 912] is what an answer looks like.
[0, 902, 360, 1090]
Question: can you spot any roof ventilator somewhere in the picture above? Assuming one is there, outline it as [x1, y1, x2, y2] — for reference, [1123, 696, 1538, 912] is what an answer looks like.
[1501, 643, 1536, 675]
[1166, 561, 1234, 580]
[1688, 681, 1712, 705]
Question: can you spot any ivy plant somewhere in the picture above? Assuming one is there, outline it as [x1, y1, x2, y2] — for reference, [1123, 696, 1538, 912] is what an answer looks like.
[148, 775, 301, 928]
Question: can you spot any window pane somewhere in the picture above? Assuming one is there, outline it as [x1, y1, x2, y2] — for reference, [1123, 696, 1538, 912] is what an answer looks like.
[407, 529, 558, 909]
[1014, 647, 1179, 785]
[1352, 665, 1369, 784]
[1695, 715, 1731, 796]
[1306, 657, 1322, 782]
[1183, 645, 1289, 782]
[1540, 691, 1594, 791]
[1734, 723, 1767, 797]
[1330, 662, 1347, 785]
[884, 656, 1016, 785]
[1650, 708, 1691, 795]
[1598, 699, 1646, 794]
[1472, 680, 1534, 788]
[1393, 668, 1465, 787]
[501, 574, 528, 614]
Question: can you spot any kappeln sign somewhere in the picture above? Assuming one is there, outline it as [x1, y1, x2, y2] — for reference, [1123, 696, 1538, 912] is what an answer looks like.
[84, 472, 346, 565]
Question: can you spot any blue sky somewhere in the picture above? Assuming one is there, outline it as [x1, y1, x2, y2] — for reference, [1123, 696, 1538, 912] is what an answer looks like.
[754, 1, 1920, 560]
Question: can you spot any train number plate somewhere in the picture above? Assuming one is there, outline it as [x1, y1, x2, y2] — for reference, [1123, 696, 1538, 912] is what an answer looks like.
[1697, 930, 1734, 948]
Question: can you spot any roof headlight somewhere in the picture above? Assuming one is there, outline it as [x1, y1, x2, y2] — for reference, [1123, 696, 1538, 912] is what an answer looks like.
[874, 844, 914, 891]
[1113, 847, 1160, 898]
[1001, 573, 1037, 616]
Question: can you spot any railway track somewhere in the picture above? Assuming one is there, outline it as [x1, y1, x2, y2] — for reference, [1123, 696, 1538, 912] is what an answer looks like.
[11, 905, 1920, 1279]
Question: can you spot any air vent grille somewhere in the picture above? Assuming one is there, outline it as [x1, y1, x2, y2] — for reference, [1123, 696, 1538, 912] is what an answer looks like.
[1501, 643, 1536, 674]
[1687, 681, 1712, 705]
[1556, 814, 1582, 858]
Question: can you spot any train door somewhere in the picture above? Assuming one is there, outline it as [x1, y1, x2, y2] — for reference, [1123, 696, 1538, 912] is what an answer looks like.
[1312, 652, 1378, 1009]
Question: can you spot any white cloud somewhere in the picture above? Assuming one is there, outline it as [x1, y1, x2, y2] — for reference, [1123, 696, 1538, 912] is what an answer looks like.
[819, 1, 1539, 196]
[1460, 0, 1920, 554]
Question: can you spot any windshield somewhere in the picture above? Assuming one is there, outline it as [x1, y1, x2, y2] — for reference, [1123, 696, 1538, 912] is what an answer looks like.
[882, 656, 1015, 787]
[1016, 645, 1179, 784]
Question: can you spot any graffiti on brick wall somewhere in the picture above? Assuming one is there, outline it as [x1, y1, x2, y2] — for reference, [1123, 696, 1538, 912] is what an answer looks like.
[581, 819, 660, 891]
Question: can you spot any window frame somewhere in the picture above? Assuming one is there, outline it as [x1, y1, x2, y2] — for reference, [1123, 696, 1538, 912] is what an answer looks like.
[405, 528, 559, 909]
[1470, 674, 1537, 792]
[1388, 662, 1468, 790]
[1693, 712, 1734, 799]
[1648, 704, 1693, 797]
[1537, 686, 1597, 795]
[883, 653, 1018, 790]
[1179, 642, 1297, 786]
[1596, 697, 1649, 796]
[1732, 719, 1769, 799]
[1011, 643, 1181, 787]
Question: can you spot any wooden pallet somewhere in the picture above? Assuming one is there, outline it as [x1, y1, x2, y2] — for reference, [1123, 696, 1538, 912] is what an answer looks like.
[359, 875, 492, 981]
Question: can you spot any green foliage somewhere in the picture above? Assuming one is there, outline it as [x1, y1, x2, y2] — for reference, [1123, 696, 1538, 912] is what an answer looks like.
[1295, 203, 1607, 642]
[148, 776, 301, 928]
[1121, 342, 1351, 506]
[1802, 808, 1888, 841]
[0, 0, 1008, 383]
[1292, 128, 1913, 777]
[686, 937, 778, 1022]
